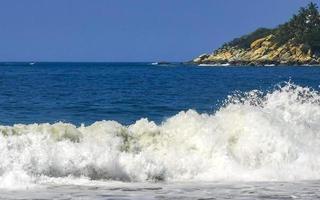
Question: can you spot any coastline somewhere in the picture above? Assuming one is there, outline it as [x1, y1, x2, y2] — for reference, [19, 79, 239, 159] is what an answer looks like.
[194, 61, 320, 67]
[192, 3, 320, 67]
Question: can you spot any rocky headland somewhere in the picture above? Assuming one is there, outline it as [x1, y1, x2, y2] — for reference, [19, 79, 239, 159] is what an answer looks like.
[193, 3, 320, 66]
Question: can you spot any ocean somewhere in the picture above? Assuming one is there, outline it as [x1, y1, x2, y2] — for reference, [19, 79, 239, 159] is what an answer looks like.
[0, 62, 320, 199]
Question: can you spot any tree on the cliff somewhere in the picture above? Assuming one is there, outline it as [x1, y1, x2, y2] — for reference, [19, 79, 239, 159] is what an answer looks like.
[274, 2, 320, 51]
[301, 3, 320, 51]
[220, 2, 320, 53]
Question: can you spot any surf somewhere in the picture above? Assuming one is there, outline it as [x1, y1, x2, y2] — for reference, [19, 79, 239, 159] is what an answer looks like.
[0, 82, 320, 189]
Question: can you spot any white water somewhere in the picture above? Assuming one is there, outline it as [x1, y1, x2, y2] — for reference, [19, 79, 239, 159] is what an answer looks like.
[1, 83, 320, 190]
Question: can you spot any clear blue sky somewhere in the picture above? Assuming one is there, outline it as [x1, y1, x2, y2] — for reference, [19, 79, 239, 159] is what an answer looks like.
[0, 0, 315, 62]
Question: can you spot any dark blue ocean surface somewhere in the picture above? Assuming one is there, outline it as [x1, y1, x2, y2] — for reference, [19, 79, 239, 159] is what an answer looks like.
[0, 62, 319, 125]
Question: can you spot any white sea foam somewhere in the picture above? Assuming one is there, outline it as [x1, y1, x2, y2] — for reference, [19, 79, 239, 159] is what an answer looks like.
[1, 82, 320, 189]
[198, 63, 231, 67]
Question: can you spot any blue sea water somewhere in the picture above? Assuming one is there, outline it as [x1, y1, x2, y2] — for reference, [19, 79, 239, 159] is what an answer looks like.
[2, 62, 320, 199]
[0, 62, 319, 125]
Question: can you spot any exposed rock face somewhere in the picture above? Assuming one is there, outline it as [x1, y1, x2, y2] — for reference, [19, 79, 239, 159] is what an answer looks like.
[193, 35, 319, 66]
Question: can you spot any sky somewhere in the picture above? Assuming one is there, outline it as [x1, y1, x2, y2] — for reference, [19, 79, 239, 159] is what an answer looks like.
[0, 0, 316, 62]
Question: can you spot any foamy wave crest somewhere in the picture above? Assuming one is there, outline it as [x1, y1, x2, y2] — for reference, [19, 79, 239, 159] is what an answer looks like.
[1, 82, 320, 188]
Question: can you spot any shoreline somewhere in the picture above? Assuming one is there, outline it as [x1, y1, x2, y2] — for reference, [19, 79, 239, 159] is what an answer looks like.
[195, 62, 320, 67]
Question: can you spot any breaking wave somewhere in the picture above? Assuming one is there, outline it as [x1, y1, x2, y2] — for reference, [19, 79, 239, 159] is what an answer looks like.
[1, 82, 320, 188]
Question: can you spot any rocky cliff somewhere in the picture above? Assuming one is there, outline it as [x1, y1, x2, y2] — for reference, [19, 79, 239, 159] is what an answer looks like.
[193, 3, 320, 66]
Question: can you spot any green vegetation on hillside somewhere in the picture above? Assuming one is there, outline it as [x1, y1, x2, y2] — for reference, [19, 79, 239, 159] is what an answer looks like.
[223, 28, 273, 49]
[223, 3, 320, 52]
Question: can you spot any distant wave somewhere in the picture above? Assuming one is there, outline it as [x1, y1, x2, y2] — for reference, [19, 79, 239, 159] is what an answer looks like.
[1, 82, 320, 189]
[198, 63, 230, 67]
